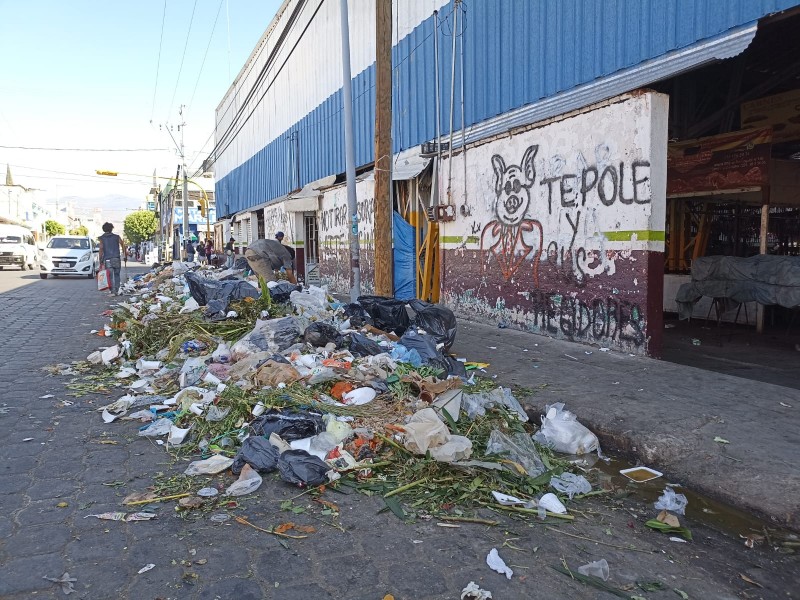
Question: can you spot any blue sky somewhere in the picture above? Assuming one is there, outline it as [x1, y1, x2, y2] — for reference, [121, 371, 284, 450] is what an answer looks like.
[0, 0, 281, 222]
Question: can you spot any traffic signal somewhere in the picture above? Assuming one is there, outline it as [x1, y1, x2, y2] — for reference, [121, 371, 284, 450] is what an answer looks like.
[198, 195, 207, 218]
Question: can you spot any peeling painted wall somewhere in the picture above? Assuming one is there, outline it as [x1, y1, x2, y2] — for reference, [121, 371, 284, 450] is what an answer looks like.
[440, 93, 668, 355]
[318, 179, 376, 296]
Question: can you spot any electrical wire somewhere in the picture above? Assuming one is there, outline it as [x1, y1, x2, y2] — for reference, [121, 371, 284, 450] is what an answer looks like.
[188, 0, 225, 111]
[150, 0, 168, 123]
[0, 145, 167, 152]
[166, 0, 199, 121]
[205, 0, 309, 167]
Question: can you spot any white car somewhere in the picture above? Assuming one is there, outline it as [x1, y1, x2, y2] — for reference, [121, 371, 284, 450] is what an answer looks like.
[39, 235, 100, 279]
[0, 224, 38, 271]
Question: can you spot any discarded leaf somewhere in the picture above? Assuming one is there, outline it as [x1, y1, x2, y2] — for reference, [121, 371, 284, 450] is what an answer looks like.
[274, 522, 295, 534]
[645, 519, 692, 541]
[713, 436, 730, 444]
[637, 581, 666, 592]
[56, 502, 69, 508]
[674, 590, 689, 599]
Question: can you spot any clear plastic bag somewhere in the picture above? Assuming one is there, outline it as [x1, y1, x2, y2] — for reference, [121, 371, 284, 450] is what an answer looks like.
[532, 403, 600, 455]
[485, 430, 546, 477]
[550, 472, 592, 499]
[230, 317, 301, 360]
[654, 487, 688, 515]
[463, 387, 528, 422]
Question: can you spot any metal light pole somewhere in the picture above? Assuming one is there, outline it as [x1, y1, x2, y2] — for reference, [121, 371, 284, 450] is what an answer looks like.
[340, 0, 360, 302]
[179, 107, 189, 258]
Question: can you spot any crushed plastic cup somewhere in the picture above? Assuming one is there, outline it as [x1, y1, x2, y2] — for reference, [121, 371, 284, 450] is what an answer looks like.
[538, 492, 567, 514]
[577, 559, 609, 581]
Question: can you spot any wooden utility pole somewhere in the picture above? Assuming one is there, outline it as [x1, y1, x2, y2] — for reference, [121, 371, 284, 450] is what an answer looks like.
[373, 0, 393, 296]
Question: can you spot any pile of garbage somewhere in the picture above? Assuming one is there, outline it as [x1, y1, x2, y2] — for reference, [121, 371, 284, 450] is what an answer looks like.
[89, 260, 603, 521]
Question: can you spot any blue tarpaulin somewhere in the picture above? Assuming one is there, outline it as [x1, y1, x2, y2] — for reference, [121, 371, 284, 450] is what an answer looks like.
[392, 211, 415, 300]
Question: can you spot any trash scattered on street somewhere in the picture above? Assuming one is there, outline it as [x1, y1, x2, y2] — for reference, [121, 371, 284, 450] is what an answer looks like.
[486, 548, 513, 579]
[577, 558, 609, 580]
[713, 436, 730, 444]
[461, 581, 493, 599]
[68, 261, 633, 567]
[43, 572, 77, 595]
[137, 564, 155, 574]
[654, 487, 688, 515]
[620, 466, 663, 482]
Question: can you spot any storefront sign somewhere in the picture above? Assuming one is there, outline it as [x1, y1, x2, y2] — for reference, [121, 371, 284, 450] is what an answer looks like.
[741, 90, 800, 143]
[667, 128, 772, 196]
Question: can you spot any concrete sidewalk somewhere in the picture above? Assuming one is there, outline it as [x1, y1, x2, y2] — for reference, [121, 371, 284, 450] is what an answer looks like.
[452, 319, 800, 531]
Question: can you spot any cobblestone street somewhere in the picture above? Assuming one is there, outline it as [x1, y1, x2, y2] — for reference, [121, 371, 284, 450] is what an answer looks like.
[0, 269, 797, 599]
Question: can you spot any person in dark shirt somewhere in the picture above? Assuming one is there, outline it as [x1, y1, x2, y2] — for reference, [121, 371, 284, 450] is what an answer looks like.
[275, 231, 295, 267]
[98, 222, 126, 295]
[224, 236, 235, 269]
[245, 238, 296, 283]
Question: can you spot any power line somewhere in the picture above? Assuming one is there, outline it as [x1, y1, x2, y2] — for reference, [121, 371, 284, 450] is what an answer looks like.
[166, 0, 199, 121]
[203, 0, 310, 167]
[188, 0, 225, 111]
[0, 145, 167, 152]
[150, 0, 168, 123]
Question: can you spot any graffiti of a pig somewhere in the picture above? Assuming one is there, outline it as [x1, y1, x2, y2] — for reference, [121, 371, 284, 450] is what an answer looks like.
[480, 145, 543, 286]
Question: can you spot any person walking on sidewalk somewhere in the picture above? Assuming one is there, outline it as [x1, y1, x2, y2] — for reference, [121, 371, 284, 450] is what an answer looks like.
[98, 222, 126, 295]
[186, 239, 195, 263]
[245, 238, 296, 284]
[205, 239, 214, 266]
[224, 236, 235, 269]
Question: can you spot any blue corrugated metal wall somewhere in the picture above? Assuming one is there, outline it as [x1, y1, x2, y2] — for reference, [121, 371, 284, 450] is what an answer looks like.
[218, 0, 800, 216]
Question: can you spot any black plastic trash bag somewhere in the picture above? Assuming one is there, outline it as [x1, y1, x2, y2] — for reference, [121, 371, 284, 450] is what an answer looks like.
[303, 322, 343, 348]
[357, 295, 410, 335]
[277, 449, 330, 487]
[398, 329, 440, 362]
[409, 299, 457, 350]
[342, 303, 372, 327]
[234, 256, 249, 270]
[348, 332, 383, 357]
[269, 281, 301, 303]
[249, 409, 325, 441]
[231, 436, 280, 475]
[399, 329, 466, 378]
[185, 271, 260, 315]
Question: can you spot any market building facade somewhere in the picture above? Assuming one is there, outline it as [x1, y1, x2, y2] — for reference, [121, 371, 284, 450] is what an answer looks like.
[212, 0, 800, 357]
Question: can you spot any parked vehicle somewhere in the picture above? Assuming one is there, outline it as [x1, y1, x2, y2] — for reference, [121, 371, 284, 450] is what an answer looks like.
[39, 235, 99, 279]
[0, 224, 38, 271]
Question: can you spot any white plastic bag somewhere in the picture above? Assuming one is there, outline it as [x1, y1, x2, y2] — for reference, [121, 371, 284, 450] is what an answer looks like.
[533, 403, 600, 455]
[225, 464, 263, 496]
[289, 286, 329, 317]
[403, 408, 451, 454]
[654, 487, 688, 515]
[402, 408, 472, 462]
[486, 548, 513, 579]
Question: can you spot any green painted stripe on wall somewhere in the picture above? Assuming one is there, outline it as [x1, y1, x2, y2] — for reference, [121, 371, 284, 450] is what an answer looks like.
[602, 230, 665, 241]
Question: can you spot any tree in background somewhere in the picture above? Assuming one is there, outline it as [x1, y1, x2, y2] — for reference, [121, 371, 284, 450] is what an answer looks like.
[69, 225, 89, 236]
[44, 220, 65, 237]
[123, 211, 158, 245]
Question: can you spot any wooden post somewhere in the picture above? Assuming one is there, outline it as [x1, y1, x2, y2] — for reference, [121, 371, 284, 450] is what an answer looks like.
[756, 186, 770, 333]
[373, 0, 393, 296]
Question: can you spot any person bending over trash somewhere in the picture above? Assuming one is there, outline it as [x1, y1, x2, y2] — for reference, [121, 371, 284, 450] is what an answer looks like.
[98, 222, 126, 296]
[245, 238, 296, 284]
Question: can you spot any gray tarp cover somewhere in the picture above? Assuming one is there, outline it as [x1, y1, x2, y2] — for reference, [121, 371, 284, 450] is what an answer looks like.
[675, 255, 800, 319]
